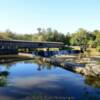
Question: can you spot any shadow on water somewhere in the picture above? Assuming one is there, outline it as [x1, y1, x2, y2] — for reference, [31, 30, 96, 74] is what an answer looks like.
[85, 76, 100, 88]
[0, 71, 9, 87]
[0, 57, 100, 100]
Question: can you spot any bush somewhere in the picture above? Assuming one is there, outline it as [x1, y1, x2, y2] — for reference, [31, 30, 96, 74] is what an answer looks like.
[96, 46, 100, 52]
[60, 46, 73, 50]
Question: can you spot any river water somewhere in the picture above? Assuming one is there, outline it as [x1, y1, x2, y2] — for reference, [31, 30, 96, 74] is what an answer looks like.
[0, 59, 100, 100]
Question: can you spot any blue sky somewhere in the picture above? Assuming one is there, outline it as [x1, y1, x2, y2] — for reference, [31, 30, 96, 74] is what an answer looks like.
[0, 0, 100, 34]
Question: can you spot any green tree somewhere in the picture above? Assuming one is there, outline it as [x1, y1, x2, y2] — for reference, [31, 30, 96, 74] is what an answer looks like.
[92, 30, 100, 47]
[70, 28, 91, 52]
[65, 32, 71, 45]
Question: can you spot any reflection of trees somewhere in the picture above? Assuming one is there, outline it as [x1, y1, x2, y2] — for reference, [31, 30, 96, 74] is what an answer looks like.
[84, 76, 100, 88]
[24, 58, 53, 71]
[0, 58, 21, 68]
[1, 62, 17, 69]
[36, 58, 52, 71]
[0, 71, 9, 87]
[82, 76, 100, 100]
[0, 56, 32, 68]
[0, 57, 53, 72]
[83, 86, 100, 100]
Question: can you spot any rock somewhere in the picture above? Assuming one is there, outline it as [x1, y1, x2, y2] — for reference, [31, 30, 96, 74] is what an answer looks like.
[83, 64, 100, 77]
[74, 67, 84, 74]
[44, 57, 100, 78]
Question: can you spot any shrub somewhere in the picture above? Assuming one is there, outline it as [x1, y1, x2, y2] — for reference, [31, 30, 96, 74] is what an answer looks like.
[96, 46, 100, 52]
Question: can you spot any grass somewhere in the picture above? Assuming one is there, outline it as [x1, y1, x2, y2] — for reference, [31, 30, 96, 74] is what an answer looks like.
[96, 62, 100, 64]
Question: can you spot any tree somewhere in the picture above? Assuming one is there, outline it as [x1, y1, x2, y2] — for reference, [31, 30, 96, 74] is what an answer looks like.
[65, 32, 71, 45]
[92, 30, 100, 47]
[70, 28, 90, 52]
[37, 28, 41, 34]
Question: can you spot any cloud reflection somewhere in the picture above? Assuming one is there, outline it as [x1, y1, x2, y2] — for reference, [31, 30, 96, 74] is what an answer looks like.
[10, 75, 63, 90]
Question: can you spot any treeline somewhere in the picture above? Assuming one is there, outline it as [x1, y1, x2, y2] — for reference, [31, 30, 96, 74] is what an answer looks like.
[0, 28, 100, 51]
[70, 28, 100, 51]
[0, 28, 70, 45]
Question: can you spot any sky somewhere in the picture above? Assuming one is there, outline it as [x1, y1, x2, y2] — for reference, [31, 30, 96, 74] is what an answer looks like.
[0, 0, 100, 34]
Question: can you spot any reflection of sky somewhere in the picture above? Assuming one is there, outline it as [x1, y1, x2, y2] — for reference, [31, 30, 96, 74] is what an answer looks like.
[9, 74, 85, 96]
[0, 65, 8, 72]
[0, 60, 100, 100]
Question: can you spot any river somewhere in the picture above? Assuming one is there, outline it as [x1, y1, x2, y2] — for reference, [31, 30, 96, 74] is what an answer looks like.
[0, 58, 100, 100]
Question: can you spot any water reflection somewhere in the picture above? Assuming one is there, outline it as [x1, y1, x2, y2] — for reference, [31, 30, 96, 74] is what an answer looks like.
[0, 58, 100, 88]
[85, 76, 100, 88]
[24, 58, 53, 71]
[0, 57, 100, 100]
[0, 71, 9, 87]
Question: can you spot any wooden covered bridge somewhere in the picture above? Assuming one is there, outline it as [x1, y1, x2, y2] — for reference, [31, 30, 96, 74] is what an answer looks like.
[0, 39, 64, 54]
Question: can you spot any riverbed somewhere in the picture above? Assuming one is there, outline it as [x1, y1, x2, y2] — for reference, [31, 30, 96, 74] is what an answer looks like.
[0, 58, 100, 100]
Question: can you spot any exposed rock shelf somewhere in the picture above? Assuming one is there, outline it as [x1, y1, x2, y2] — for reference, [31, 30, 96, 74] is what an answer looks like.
[43, 57, 100, 78]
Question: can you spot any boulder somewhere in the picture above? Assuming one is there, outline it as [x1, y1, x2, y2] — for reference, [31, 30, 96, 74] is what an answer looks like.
[83, 64, 100, 77]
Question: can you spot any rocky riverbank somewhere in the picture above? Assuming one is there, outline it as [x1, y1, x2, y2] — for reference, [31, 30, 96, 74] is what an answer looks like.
[0, 53, 34, 64]
[0, 53, 100, 78]
[83, 63, 100, 77]
[42, 56, 100, 78]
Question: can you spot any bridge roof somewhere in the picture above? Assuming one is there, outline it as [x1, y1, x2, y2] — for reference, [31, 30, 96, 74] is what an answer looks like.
[0, 39, 64, 44]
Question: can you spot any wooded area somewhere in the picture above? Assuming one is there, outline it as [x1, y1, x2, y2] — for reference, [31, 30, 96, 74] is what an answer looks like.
[0, 28, 100, 51]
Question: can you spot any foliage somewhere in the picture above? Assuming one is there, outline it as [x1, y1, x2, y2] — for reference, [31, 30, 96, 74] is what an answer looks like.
[96, 46, 100, 52]
[0, 28, 100, 52]
[92, 30, 100, 47]
[60, 46, 73, 50]
[70, 28, 90, 46]
[88, 40, 94, 48]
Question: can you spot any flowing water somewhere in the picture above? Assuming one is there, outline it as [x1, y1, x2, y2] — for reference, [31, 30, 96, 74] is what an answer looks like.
[0, 58, 100, 100]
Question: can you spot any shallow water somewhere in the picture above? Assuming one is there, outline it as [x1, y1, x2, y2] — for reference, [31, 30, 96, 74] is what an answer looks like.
[0, 59, 100, 100]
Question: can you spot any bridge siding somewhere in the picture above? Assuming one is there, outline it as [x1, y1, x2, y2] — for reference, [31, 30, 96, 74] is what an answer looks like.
[0, 39, 64, 54]
[0, 39, 64, 49]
